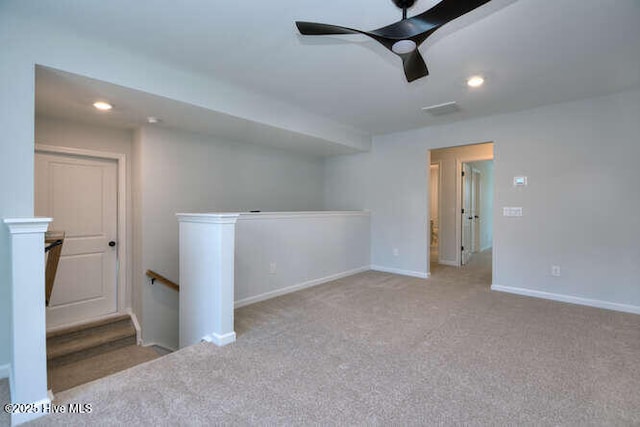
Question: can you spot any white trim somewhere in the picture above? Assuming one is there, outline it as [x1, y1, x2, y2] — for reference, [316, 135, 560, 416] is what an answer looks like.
[437, 259, 459, 267]
[127, 309, 142, 345]
[428, 158, 442, 278]
[491, 284, 640, 315]
[0, 363, 10, 380]
[3, 218, 52, 234]
[35, 144, 129, 317]
[177, 211, 369, 224]
[202, 332, 236, 347]
[234, 266, 370, 308]
[11, 396, 51, 426]
[238, 211, 370, 221]
[176, 213, 240, 224]
[370, 265, 429, 279]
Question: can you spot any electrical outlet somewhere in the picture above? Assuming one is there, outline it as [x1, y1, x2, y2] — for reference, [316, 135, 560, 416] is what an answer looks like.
[393, 248, 399, 256]
[269, 262, 277, 274]
[551, 265, 561, 277]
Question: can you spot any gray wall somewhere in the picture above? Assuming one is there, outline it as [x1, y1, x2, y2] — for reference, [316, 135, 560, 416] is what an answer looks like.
[135, 126, 326, 349]
[325, 89, 640, 308]
[0, 2, 364, 372]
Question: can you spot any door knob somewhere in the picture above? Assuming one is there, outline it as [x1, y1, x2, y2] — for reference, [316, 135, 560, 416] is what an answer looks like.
[108, 241, 116, 247]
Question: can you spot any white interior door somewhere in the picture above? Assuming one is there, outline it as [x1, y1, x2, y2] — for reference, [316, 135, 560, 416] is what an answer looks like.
[461, 163, 472, 265]
[471, 169, 481, 252]
[35, 151, 118, 329]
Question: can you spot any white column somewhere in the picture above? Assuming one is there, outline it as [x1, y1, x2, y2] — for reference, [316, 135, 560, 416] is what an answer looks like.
[176, 213, 240, 348]
[4, 218, 52, 426]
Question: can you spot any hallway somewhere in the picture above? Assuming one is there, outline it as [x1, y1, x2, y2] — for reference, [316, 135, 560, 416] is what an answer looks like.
[430, 248, 493, 288]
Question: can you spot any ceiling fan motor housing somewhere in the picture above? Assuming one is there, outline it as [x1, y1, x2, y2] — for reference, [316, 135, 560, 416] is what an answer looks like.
[392, 0, 417, 9]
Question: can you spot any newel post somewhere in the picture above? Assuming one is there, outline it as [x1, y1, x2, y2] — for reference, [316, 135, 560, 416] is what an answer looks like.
[4, 218, 52, 425]
[176, 213, 240, 348]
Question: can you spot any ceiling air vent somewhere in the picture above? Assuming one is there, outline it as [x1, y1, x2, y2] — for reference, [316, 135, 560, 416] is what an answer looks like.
[421, 101, 460, 116]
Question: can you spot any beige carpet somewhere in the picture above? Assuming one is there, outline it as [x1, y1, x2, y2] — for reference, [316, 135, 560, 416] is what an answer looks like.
[30, 250, 640, 425]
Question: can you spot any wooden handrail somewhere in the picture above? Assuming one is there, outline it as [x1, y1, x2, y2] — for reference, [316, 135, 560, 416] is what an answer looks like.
[146, 270, 180, 291]
[45, 231, 65, 306]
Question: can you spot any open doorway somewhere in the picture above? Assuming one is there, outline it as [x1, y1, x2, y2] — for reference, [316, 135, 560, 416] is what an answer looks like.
[429, 142, 494, 280]
[461, 159, 494, 265]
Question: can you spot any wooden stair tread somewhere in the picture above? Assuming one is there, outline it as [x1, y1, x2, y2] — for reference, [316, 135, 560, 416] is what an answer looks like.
[47, 314, 131, 339]
[47, 317, 136, 361]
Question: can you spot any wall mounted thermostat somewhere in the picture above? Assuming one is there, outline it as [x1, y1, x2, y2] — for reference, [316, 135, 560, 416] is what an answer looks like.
[513, 176, 527, 186]
[503, 207, 523, 217]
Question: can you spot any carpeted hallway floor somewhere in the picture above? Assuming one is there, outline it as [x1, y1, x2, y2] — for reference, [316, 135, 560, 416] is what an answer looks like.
[30, 250, 640, 425]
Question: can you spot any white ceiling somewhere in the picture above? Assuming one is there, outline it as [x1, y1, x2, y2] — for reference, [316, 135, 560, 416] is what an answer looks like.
[24, 0, 640, 141]
[35, 67, 361, 156]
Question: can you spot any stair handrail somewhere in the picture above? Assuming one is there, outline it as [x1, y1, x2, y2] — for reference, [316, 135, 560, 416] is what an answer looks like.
[146, 270, 180, 291]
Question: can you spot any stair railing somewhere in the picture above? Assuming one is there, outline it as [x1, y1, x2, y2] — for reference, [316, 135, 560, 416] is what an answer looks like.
[146, 270, 180, 291]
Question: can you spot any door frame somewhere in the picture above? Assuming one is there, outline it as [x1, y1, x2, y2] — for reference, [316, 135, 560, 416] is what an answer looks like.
[35, 144, 128, 320]
[471, 167, 481, 253]
[456, 154, 492, 266]
[429, 160, 443, 265]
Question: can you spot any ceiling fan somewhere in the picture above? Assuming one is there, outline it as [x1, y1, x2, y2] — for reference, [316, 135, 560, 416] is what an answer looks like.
[296, 0, 491, 82]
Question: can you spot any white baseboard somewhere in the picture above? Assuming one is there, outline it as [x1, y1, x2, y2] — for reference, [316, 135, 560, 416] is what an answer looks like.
[11, 396, 50, 426]
[491, 284, 640, 315]
[0, 364, 10, 380]
[202, 332, 236, 347]
[127, 309, 142, 345]
[437, 259, 459, 267]
[234, 266, 370, 308]
[370, 265, 429, 279]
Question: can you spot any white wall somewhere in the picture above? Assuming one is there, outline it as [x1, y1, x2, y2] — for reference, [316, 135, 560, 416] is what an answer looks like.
[0, 19, 36, 371]
[431, 143, 494, 265]
[235, 212, 370, 306]
[325, 89, 640, 310]
[34, 117, 136, 323]
[135, 126, 326, 349]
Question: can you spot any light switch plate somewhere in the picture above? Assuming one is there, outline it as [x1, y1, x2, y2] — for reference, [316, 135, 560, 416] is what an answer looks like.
[513, 176, 527, 186]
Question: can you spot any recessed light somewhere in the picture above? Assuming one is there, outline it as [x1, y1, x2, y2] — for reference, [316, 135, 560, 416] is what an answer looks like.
[467, 75, 484, 88]
[147, 116, 162, 124]
[93, 101, 113, 111]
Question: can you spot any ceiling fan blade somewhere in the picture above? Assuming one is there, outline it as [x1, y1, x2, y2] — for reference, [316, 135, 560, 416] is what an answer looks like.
[371, 0, 491, 42]
[296, 22, 362, 36]
[401, 50, 429, 82]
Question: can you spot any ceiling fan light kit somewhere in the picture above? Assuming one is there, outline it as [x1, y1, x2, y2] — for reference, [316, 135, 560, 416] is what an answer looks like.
[296, 0, 491, 82]
[391, 40, 417, 55]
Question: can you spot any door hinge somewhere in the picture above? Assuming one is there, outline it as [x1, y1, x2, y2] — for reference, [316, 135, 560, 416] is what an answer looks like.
[461, 170, 465, 177]
[461, 208, 465, 214]
[461, 246, 464, 251]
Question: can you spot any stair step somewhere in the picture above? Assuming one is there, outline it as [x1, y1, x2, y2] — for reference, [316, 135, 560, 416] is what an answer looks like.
[48, 345, 160, 393]
[47, 314, 131, 339]
[47, 315, 137, 366]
